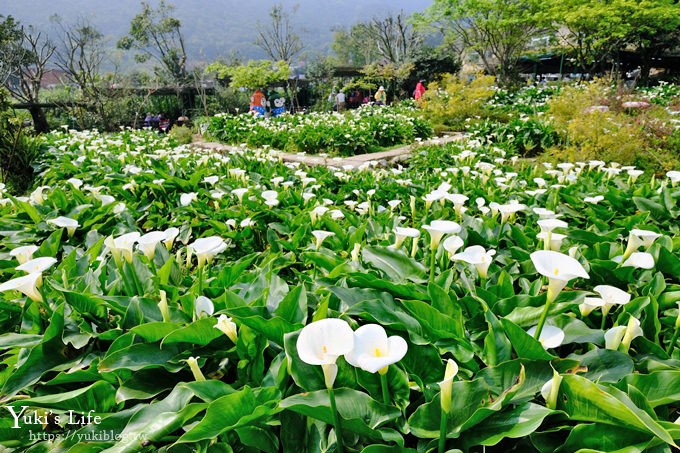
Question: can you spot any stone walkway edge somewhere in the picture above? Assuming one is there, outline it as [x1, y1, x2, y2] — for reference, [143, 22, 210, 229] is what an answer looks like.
[192, 133, 463, 169]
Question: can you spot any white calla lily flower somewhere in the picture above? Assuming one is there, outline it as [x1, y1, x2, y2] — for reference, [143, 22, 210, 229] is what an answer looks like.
[579, 297, 606, 316]
[188, 236, 227, 267]
[619, 252, 655, 269]
[527, 325, 565, 349]
[393, 227, 420, 249]
[214, 314, 238, 343]
[0, 272, 43, 302]
[593, 285, 631, 318]
[163, 227, 180, 250]
[16, 256, 58, 275]
[530, 251, 589, 303]
[180, 192, 197, 207]
[439, 358, 459, 414]
[194, 296, 214, 318]
[423, 220, 461, 251]
[105, 232, 141, 265]
[344, 324, 408, 374]
[442, 235, 464, 260]
[312, 230, 334, 250]
[137, 231, 168, 260]
[47, 216, 79, 237]
[296, 318, 354, 388]
[9, 245, 39, 265]
[452, 245, 496, 278]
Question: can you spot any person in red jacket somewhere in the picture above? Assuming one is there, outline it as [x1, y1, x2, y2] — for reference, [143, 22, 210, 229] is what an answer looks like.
[414, 80, 426, 101]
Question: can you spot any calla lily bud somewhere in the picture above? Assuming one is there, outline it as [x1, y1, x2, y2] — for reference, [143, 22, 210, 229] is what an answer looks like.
[158, 290, 170, 322]
[186, 356, 206, 381]
[351, 243, 361, 262]
[541, 369, 562, 410]
[620, 316, 643, 352]
[439, 359, 459, 414]
[214, 314, 238, 343]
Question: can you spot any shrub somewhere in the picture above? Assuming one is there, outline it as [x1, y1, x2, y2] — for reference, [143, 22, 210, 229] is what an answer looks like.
[207, 105, 433, 156]
[169, 125, 194, 145]
[421, 74, 496, 129]
[546, 80, 679, 171]
[467, 116, 560, 157]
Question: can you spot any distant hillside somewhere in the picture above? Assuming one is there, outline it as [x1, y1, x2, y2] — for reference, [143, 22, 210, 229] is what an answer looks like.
[2, 0, 433, 69]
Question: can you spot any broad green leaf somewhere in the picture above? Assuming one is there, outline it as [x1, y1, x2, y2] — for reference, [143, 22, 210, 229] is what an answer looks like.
[501, 318, 554, 361]
[99, 343, 182, 372]
[280, 388, 403, 444]
[178, 386, 280, 442]
[573, 349, 635, 383]
[275, 285, 307, 324]
[7, 381, 116, 413]
[617, 371, 680, 408]
[161, 317, 222, 346]
[557, 374, 676, 447]
[362, 246, 427, 283]
[462, 403, 556, 447]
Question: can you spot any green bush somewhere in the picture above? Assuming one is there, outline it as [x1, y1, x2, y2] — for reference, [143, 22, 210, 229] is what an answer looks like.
[421, 74, 496, 129]
[207, 105, 433, 156]
[169, 125, 194, 145]
[466, 116, 560, 157]
[546, 80, 679, 171]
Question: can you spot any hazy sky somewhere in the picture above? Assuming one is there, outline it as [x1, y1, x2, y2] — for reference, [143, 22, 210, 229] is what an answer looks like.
[1, 0, 432, 62]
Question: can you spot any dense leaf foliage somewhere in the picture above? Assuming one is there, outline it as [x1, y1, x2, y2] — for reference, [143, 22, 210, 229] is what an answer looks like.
[0, 124, 678, 451]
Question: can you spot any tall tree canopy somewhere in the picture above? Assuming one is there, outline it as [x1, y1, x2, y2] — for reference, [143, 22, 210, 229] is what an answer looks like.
[255, 4, 303, 64]
[0, 15, 54, 132]
[117, 0, 188, 86]
[418, 0, 546, 85]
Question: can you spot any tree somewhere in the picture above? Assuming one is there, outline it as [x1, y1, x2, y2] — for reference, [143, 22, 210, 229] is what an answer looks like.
[206, 60, 290, 90]
[419, 0, 546, 85]
[255, 4, 303, 64]
[366, 12, 422, 66]
[620, 0, 680, 85]
[0, 16, 23, 86]
[52, 16, 109, 128]
[0, 16, 55, 133]
[543, 0, 680, 83]
[543, 0, 631, 76]
[118, 0, 192, 112]
[332, 12, 421, 68]
[331, 23, 381, 67]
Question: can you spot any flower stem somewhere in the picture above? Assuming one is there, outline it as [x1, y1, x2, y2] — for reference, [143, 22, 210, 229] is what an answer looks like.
[600, 313, 607, 331]
[429, 248, 437, 283]
[380, 370, 390, 405]
[328, 387, 343, 453]
[534, 299, 552, 340]
[666, 327, 680, 355]
[438, 408, 448, 453]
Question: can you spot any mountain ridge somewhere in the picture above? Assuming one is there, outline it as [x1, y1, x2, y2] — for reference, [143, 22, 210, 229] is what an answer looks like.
[2, 0, 433, 67]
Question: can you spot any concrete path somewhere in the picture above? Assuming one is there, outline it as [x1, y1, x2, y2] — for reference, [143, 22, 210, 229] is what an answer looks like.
[191, 133, 463, 169]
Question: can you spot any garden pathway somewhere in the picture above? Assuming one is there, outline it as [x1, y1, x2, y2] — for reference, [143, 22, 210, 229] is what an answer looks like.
[191, 133, 464, 169]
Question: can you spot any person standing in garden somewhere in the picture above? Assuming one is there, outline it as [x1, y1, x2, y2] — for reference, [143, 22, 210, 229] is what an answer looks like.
[336, 90, 346, 112]
[375, 86, 387, 105]
[414, 80, 426, 101]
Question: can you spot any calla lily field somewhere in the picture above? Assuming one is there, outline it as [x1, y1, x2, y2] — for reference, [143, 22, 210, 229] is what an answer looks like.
[0, 107, 679, 452]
